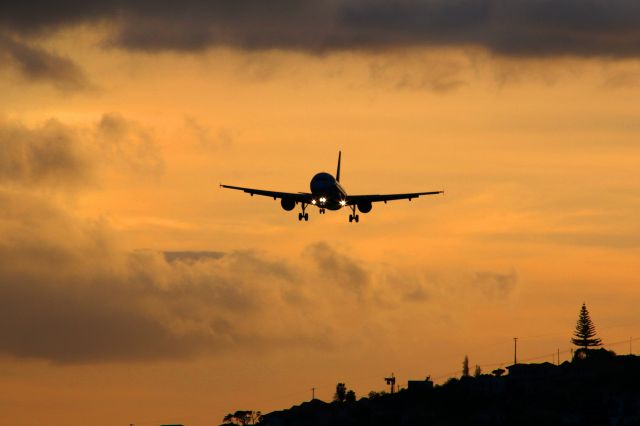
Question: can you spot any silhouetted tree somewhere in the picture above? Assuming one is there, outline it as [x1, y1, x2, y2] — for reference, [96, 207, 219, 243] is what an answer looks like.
[367, 390, 386, 399]
[334, 382, 347, 402]
[571, 303, 602, 349]
[222, 410, 261, 425]
[462, 355, 470, 377]
[474, 365, 482, 377]
[345, 390, 356, 403]
[492, 368, 505, 377]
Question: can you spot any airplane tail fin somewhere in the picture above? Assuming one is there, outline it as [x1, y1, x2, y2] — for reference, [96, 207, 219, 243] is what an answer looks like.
[336, 151, 342, 182]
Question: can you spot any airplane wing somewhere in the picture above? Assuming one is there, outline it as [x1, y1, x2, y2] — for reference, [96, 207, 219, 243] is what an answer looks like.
[220, 184, 313, 203]
[346, 191, 443, 204]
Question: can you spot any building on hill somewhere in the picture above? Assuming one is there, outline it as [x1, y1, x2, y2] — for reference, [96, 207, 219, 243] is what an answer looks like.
[407, 377, 433, 393]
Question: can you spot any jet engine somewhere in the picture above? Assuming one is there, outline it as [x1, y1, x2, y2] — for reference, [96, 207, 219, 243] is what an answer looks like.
[281, 198, 296, 211]
[357, 201, 372, 213]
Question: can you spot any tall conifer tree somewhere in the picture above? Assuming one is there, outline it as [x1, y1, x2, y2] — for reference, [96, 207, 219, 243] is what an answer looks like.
[462, 355, 470, 377]
[571, 303, 602, 348]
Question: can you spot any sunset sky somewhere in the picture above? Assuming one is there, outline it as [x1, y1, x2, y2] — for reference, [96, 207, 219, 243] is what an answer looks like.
[1, 1, 640, 425]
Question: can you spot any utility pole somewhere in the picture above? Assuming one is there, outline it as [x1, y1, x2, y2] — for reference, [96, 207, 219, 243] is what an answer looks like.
[513, 337, 518, 365]
[630, 337, 633, 355]
[557, 348, 560, 365]
[384, 373, 396, 394]
[311, 387, 316, 400]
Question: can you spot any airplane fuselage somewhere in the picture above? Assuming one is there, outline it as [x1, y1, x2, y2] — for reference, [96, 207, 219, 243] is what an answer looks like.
[309, 172, 346, 210]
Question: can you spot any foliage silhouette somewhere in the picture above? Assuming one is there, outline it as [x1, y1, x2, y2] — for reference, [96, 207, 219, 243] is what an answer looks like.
[492, 368, 505, 377]
[334, 383, 347, 403]
[345, 390, 356, 403]
[462, 355, 469, 377]
[367, 390, 386, 399]
[474, 364, 482, 377]
[222, 410, 261, 425]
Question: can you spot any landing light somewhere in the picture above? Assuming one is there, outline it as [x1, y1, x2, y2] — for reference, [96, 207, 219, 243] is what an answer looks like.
[339, 200, 346, 206]
[319, 197, 327, 203]
[311, 199, 317, 205]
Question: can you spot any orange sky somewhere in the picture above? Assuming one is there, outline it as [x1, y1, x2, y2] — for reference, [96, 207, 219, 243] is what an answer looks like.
[2, 6, 640, 425]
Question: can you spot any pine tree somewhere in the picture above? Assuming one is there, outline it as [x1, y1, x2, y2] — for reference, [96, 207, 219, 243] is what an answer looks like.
[571, 303, 602, 349]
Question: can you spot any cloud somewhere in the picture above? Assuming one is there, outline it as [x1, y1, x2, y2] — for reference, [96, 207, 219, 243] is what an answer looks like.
[184, 117, 235, 151]
[0, 190, 328, 363]
[367, 51, 470, 93]
[0, 115, 164, 189]
[0, 33, 90, 90]
[472, 270, 518, 299]
[304, 242, 370, 296]
[3, 1, 640, 58]
[97, 114, 165, 177]
[486, 231, 640, 249]
[0, 118, 92, 187]
[0, 189, 519, 364]
[163, 251, 225, 263]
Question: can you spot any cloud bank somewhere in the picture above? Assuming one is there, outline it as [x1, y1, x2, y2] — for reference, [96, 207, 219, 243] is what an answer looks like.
[0, 200, 517, 364]
[2, 1, 640, 58]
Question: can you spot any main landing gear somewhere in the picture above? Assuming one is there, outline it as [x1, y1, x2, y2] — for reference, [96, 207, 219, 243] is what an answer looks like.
[348, 205, 359, 223]
[298, 203, 309, 221]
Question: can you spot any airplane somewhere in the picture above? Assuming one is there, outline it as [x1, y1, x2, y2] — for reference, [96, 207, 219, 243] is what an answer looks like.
[220, 152, 443, 223]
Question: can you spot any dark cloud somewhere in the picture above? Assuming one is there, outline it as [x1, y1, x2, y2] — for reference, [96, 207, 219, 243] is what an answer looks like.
[368, 53, 470, 93]
[3, 1, 640, 58]
[0, 33, 90, 90]
[0, 115, 164, 189]
[0, 273, 215, 363]
[163, 251, 225, 263]
[0, 118, 91, 187]
[0, 190, 328, 363]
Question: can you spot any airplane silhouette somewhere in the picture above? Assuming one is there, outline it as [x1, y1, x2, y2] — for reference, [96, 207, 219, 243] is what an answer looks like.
[221, 152, 443, 222]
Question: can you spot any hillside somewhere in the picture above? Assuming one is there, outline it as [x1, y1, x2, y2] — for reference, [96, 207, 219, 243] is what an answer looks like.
[258, 350, 640, 426]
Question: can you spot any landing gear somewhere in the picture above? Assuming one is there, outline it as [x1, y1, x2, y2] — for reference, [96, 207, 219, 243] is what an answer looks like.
[348, 205, 360, 223]
[298, 203, 309, 221]
[319, 208, 326, 214]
